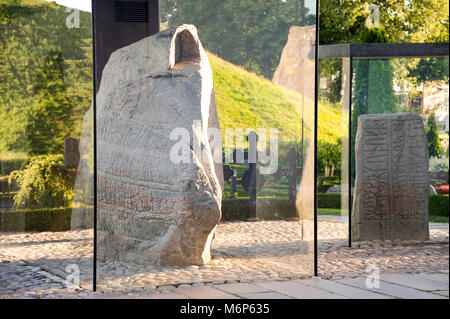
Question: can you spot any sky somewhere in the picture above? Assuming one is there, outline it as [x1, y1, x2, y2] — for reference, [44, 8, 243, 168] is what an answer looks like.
[45, 0, 92, 12]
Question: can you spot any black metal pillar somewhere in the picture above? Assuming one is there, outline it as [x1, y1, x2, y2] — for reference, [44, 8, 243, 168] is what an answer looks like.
[92, 0, 160, 91]
[313, 0, 320, 278]
[348, 58, 353, 247]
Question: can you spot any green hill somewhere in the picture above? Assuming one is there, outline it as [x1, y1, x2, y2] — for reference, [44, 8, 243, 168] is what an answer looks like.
[0, 0, 92, 156]
[0, 0, 342, 162]
[209, 52, 343, 146]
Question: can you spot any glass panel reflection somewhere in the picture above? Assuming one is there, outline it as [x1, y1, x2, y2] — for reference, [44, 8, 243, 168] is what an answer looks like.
[0, 0, 94, 295]
[95, 0, 317, 292]
[317, 57, 350, 248]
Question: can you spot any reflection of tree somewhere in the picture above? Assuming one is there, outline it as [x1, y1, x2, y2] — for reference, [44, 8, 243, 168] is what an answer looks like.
[408, 58, 449, 84]
[26, 50, 72, 155]
[351, 28, 397, 178]
[319, 0, 449, 45]
[319, 59, 342, 104]
[0, 0, 92, 154]
[426, 113, 442, 158]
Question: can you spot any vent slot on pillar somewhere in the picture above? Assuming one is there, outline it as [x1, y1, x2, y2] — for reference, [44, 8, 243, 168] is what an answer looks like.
[115, 1, 149, 23]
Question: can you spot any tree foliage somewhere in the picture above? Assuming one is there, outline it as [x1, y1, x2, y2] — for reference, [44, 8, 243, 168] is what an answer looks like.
[351, 27, 397, 177]
[426, 113, 442, 158]
[0, 0, 92, 155]
[408, 58, 450, 84]
[320, 0, 448, 109]
[317, 141, 341, 176]
[26, 49, 73, 155]
[319, 0, 449, 45]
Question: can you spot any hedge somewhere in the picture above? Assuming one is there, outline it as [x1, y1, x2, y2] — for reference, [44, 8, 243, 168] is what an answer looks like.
[222, 198, 291, 221]
[0, 208, 71, 232]
[0, 194, 446, 232]
[222, 195, 346, 220]
[317, 193, 344, 209]
[429, 194, 449, 217]
[223, 194, 449, 220]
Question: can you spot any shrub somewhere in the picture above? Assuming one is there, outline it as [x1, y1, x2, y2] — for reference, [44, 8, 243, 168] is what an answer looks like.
[318, 176, 341, 193]
[317, 141, 341, 176]
[318, 193, 343, 209]
[429, 156, 449, 172]
[436, 185, 449, 195]
[9, 154, 76, 209]
[429, 194, 449, 217]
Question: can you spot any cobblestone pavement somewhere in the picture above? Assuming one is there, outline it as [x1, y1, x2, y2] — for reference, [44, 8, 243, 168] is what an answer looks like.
[0, 218, 448, 298]
[0, 252, 89, 299]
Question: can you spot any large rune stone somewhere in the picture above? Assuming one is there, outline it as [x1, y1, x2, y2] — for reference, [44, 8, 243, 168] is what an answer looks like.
[95, 25, 223, 265]
[352, 113, 429, 242]
[272, 26, 315, 100]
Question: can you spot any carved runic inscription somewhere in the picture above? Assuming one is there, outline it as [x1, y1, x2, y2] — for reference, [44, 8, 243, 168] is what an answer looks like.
[352, 113, 429, 241]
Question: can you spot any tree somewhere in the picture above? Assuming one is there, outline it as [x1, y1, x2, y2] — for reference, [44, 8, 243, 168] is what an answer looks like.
[408, 58, 450, 84]
[426, 113, 442, 158]
[351, 27, 397, 177]
[317, 141, 341, 176]
[26, 49, 73, 155]
[0, 0, 92, 154]
[319, 0, 449, 106]
[319, 0, 449, 45]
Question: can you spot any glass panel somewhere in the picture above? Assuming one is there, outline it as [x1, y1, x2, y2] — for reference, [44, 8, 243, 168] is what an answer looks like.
[317, 57, 350, 251]
[350, 56, 449, 273]
[95, 0, 317, 292]
[0, 0, 94, 295]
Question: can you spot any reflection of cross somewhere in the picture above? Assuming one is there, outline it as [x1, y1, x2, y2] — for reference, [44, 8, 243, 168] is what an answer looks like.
[274, 147, 302, 219]
[230, 131, 264, 220]
[245, 131, 259, 219]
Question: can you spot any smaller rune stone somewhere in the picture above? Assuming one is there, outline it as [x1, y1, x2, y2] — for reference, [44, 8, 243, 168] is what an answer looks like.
[352, 113, 429, 241]
[63, 137, 80, 166]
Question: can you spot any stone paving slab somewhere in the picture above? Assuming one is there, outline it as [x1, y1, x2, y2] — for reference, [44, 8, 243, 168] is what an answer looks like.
[297, 277, 393, 299]
[141, 292, 189, 299]
[214, 283, 270, 295]
[430, 290, 449, 297]
[414, 273, 449, 286]
[237, 292, 293, 299]
[254, 281, 349, 299]
[380, 273, 449, 291]
[174, 286, 239, 299]
[337, 277, 447, 299]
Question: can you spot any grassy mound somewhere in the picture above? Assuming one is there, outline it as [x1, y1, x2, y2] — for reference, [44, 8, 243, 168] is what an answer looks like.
[209, 53, 343, 144]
